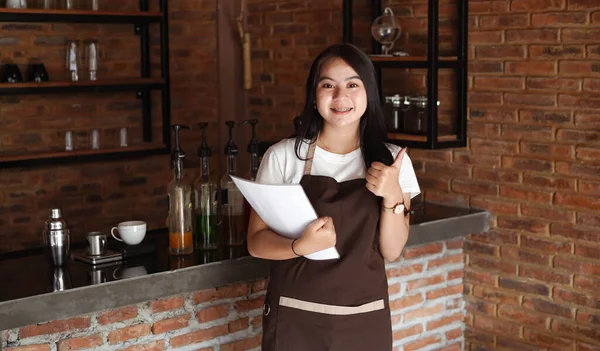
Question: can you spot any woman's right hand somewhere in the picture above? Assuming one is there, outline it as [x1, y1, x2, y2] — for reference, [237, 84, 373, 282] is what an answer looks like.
[294, 216, 337, 256]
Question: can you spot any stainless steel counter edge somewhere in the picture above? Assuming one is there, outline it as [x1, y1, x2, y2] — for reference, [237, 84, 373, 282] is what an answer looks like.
[0, 209, 491, 331]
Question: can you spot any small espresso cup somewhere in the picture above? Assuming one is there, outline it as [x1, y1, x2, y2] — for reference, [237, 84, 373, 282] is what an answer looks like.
[111, 221, 146, 245]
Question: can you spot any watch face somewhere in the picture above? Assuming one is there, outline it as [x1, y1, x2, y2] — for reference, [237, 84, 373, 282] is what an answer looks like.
[393, 204, 405, 214]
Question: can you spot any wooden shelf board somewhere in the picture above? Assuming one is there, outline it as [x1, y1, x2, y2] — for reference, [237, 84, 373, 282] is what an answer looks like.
[0, 8, 162, 17]
[387, 133, 458, 142]
[369, 55, 458, 62]
[0, 77, 163, 89]
[0, 144, 166, 163]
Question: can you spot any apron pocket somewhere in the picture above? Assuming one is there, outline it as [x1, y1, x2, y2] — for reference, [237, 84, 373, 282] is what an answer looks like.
[275, 302, 333, 351]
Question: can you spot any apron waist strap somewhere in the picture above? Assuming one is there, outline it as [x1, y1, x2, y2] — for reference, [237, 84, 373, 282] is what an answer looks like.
[279, 296, 385, 316]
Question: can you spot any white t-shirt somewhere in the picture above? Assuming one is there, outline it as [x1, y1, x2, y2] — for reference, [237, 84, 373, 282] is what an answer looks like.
[256, 138, 421, 199]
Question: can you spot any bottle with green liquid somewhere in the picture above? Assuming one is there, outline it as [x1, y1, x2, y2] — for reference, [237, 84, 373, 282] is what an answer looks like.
[193, 123, 220, 250]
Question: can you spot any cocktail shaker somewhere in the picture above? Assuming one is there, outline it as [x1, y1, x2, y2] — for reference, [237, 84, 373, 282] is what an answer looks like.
[43, 208, 71, 266]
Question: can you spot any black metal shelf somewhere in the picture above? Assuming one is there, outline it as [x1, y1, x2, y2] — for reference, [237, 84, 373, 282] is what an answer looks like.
[0, 144, 169, 169]
[0, 8, 162, 24]
[370, 55, 461, 69]
[342, 0, 468, 150]
[0, 0, 172, 168]
[0, 78, 164, 95]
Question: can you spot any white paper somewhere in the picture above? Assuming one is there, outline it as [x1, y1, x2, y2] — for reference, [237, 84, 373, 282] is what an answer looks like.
[230, 175, 340, 260]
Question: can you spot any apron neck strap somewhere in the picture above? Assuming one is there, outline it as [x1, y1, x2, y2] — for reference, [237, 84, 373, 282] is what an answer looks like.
[303, 138, 318, 175]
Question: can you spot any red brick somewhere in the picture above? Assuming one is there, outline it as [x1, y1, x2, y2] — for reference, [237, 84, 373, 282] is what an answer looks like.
[404, 304, 445, 322]
[428, 254, 464, 269]
[519, 141, 574, 160]
[468, 91, 503, 105]
[506, 28, 559, 42]
[107, 324, 152, 344]
[169, 325, 229, 348]
[521, 203, 575, 223]
[446, 238, 464, 250]
[470, 31, 503, 44]
[579, 342, 600, 351]
[446, 328, 463, 341]
[577, 146, 600, 161]
[407, 275, 446, 291]
[522, 328, 573, 349]
[427, 312, 465, 331]
[19, 317, 91, 338]
[470, 138, 518, 154]
[393, 324, 423, 341]
[150, 296, 185, 313]
[502, 245, 552, 266]
[470, 108, 518, 123]
[387, 264, 424, 278]
[4, 346, 51, 351]
[559, 61, 600, 76]
[532, 12, 588, 27]
[510, 0, 565, 11]
[500, 185, 553, 203]
[526, 77, 582, 91]
[479, 14, 530, 28]
[472, 286, 521, 305]
[220, 335, 262, 351]
[404, 335, 443, 351]
[476, 45, 526, 59]
[504, 93, 557, 107]
[522, 172, 576, 190]
[152, 315, 191, 335]
[499, 277, 550, 296]
[228, 317, 249, 333]
[523, 296, 574, 318]
[471, 197, 519, 215]
[116, 341, 166, 351]
[470, 257, 517, 275]
[193, 288, 218, 304]
[465, 270, 498, 286]
[475, 314, 523, 335]
[389, 294, 424, 311]
[554, 194, 600, 211]
[234, 296, 264, 312]
[97, 306, 138, 325]
[216, 283, 250, 298]
[197, 304, 230, 323]
[57, 334, 103, 351]
[426, 285, 463, 300]
[506, 61, 557, 75]
[403, 243, 443, 259]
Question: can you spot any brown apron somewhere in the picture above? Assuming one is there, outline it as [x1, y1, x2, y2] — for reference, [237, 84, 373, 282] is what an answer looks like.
[261, 141, 392, 351]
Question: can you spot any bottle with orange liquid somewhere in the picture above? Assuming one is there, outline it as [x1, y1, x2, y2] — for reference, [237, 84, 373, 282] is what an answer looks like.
[167, 124, 194, 255]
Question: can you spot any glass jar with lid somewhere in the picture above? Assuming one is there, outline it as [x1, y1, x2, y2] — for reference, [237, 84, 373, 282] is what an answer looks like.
[383, 94, 410, 133]
[402, 96, 440, 135]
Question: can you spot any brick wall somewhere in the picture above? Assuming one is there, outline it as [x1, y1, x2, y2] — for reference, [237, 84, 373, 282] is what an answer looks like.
[0, 0, 219, 252]
[1, 239, 465, 351]
[245, 0, 600, 350]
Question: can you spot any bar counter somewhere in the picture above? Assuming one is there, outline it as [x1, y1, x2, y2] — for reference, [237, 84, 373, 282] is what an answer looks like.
[0, 203, 491, 331]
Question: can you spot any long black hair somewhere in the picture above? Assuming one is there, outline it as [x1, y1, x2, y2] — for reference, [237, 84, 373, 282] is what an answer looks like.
[293, 43, 394, 168]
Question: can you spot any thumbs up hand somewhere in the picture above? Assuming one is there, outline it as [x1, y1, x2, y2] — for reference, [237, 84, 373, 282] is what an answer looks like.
[366, 148, 406, 200]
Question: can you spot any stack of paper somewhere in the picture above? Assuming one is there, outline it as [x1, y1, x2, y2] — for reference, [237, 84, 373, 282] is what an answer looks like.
[231, 175, 340, 260]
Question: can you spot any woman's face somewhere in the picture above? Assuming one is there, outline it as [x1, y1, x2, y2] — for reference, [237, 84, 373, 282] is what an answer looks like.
[315, 57, 367, 130]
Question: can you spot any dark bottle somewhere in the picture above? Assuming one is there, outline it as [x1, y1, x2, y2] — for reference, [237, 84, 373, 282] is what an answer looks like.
[220, 121, 245, 246]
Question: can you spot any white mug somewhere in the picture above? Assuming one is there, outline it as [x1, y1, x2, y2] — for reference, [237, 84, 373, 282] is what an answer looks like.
[111, 221, 146, 245]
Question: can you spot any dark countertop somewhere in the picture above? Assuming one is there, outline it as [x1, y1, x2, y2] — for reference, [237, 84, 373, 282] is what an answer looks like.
[0, 203, 491, 331]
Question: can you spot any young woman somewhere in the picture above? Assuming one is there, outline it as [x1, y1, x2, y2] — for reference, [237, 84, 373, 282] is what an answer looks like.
[247, 43, 420, 351]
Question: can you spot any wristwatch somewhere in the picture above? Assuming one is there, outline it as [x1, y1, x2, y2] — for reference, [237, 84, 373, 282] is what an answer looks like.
[382, 201, 409, 215]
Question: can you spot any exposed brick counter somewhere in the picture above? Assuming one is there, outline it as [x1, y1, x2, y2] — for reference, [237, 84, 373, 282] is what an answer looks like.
[1, 204, 490, 350]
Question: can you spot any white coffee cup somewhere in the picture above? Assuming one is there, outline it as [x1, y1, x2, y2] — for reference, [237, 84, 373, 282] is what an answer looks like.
[111, 221, 147, 245]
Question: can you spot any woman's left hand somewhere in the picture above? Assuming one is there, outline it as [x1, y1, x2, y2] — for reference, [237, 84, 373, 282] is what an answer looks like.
[366, 148, 405, 201]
